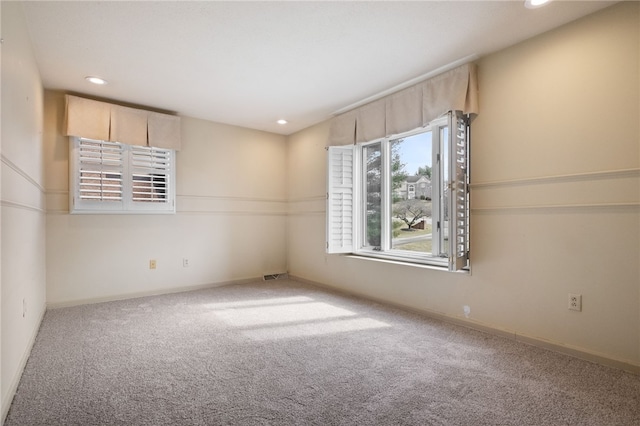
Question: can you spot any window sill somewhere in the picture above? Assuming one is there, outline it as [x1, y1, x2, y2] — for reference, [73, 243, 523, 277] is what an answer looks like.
[70, 209, 176, 215]
[344, 253, 470, 274]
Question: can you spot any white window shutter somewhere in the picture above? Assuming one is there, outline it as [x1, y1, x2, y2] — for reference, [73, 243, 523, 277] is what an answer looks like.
[74, 138, 125, 211]
[326, 145, 356, 254]
[70, 137, 175, 214]
[448, 112, 470, 271]
[129, 145, 175, 212]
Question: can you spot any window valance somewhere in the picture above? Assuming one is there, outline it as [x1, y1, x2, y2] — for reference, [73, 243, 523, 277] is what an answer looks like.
[328, 62, 478, 146]
[64, 95, 181, 151]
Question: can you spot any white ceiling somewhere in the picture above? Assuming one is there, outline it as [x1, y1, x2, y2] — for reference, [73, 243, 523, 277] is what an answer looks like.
[21, 1, 616, 135]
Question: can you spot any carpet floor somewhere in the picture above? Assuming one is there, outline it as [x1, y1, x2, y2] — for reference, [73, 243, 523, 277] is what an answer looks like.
[5, 279, 640, 425]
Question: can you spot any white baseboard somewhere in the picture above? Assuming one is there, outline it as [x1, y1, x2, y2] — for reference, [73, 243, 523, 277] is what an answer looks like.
[46, 277, 262, 309]
[1, 302, 47, 424]
[289, 275, 640, 375]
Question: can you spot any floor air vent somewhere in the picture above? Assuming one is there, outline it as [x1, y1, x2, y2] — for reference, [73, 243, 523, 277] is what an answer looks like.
[263, 273, 288, 281]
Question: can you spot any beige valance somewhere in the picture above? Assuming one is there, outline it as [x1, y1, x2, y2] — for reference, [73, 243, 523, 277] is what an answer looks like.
[386, 84, 423, 137]
[64, 96, 111, 141]
[328, 110, 357, 146]
[329, 62, 478, 146]
[110, 105, 148, 147]
[64, 95, 181, 150]
[148, 113, 181, 150]
[356, 99, 386, 143]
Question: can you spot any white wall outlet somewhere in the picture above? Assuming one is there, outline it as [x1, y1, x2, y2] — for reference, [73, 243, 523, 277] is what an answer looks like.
[23, 298, 27, 318]
[568, 293, 582, 311]
[183, 258, 189, 267]
[463, 305, 471, 318]
[149, 259, 157, 269]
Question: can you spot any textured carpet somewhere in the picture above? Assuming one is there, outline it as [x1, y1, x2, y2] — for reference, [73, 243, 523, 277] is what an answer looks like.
[5, 279, 640, 425]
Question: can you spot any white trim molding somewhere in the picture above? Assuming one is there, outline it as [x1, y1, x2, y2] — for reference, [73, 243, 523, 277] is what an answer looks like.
[470, 168, 640, 212]
[1, 154, 46, 193]
[471, 168, 640, 189]
[1, 200, 46, 214]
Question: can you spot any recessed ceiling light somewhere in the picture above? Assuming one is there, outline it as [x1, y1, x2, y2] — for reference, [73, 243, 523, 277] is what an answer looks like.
[525, 0, 552, 9]
[85, 76, 108, 85]
[277, 119, 288, 125]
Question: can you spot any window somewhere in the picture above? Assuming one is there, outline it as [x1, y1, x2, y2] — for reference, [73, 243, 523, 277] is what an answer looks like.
[327, 111, 469, 271]
[70, 137, 176, 214]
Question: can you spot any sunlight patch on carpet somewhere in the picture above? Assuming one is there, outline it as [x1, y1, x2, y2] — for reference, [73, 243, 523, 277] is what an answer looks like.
[203, 296, 314, 310]
[211, 302, 357, 327]
[242, 317, 391, 341]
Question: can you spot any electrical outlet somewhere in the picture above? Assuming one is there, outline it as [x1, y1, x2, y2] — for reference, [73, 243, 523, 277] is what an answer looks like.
[23, 298, 27, 318]
[183, 258, 189, 267]
[568, 293, 582, 311]
[149, 259, 157, 269]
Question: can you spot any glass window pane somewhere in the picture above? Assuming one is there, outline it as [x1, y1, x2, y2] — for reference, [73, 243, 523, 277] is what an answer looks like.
[363, 143, 382, 249]
[391, 133, 433, 254]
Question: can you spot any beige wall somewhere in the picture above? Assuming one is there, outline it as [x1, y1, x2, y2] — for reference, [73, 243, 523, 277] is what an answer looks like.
[1, 1, 47, 421]
[1, 1, 638, 417]
[287, 2, 640, 369]
[45, 93, 288, 306]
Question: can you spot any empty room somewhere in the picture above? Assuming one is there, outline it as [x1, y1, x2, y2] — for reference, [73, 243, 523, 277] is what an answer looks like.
[1, 1, 639, 424]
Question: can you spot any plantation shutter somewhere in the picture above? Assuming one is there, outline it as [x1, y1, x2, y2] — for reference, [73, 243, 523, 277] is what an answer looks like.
[448, 111, 470, 271]
[130, 145, 174, 211]
[74, 138, 124, 211]
[327, 145, 356, 254]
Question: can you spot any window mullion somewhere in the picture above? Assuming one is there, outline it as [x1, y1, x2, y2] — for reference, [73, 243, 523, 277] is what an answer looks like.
[360, 144, 368, 250]
[380, 138, 392, 252]
[353, 146, 362, 251]
[432, 128, 442, 256]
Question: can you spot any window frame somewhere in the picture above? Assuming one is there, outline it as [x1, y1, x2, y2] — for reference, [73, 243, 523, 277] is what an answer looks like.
[327, 111, 470, 272]
[70, 137, 176, 214]
[357, 119, 448, 266]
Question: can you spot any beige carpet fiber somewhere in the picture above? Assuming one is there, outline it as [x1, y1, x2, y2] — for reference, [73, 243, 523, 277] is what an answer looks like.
[5, 279, 640, 425]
